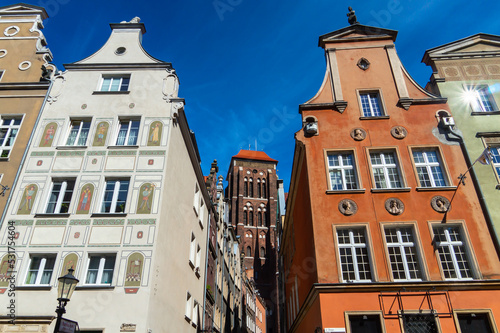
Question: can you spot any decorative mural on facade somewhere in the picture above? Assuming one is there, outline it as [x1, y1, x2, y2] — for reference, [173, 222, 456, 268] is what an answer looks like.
[39, 122, 57, 147]
[76, 183, 94, 214]
[60, 253, 78, 276]
[93, 121, 109, 146]
[17, 184, 38, 214]
[147, 121, 162, 146]
[136, 183, 155, 214]
[0, 253, 15, 288]
[125, 252, 144, 287]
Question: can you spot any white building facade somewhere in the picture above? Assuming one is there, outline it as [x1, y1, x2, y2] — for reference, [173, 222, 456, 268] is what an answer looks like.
[0, 18, 209, 333]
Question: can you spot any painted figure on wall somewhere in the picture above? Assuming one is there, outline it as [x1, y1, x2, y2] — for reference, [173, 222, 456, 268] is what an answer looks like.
[0, 254, 16, 288]
[137, 183, 155, 214]
[60, 253, 78, 276]
[17, 184, 38, 214]
[39, 122, 57, 147]
[125, 252, 144, 287]
[76, 184, 94, 214]
[147, 121, 162, 146]
[93, 122, 109, 146]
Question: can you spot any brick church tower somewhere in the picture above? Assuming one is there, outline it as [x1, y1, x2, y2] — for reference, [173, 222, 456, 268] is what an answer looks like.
[226, 150, 279, 333]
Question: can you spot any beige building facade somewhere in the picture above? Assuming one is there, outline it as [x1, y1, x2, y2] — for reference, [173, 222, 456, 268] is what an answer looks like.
[0, 17, 210, 333]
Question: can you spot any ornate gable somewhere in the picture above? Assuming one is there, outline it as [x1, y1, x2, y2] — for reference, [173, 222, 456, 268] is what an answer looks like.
[0, 3, 48, 19]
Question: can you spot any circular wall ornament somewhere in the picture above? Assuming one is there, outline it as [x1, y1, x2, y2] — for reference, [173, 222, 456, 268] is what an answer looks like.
[391, 126, 407, 139]
[81, 104, 87, 110]
[0, 49, 7, 58]
[385, 198, 404, 215]
[357, 57, 370, 70]
[129, 103, 135, 109]
[18, 61, 31, 71]
[338, 199, 358, 216]
[431, 196, 450, 213]
[350, 128, 366, 141]
[91, 158, 98, 165]
[115, 47, 127, 55]
[4, 26, 20, 37]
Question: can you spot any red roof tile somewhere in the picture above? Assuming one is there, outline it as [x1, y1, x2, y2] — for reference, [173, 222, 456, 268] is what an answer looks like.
[232, 150, 278, 163]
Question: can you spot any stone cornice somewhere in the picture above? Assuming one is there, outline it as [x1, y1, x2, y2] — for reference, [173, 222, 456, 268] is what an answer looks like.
[0, 82, 50, 90]
[63, 63, 172, 70]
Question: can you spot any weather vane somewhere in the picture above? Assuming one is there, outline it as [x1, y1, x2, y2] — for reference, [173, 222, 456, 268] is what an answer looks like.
[347, 6, 358, 25]
[0, 183, 10, 197]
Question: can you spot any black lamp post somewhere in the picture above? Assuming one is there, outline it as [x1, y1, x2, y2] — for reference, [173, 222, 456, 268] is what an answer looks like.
[54, 268, 79, 333]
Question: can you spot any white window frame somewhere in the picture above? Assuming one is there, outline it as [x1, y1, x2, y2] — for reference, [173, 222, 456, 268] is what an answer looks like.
[115, 118, 140, 146]
[99, 75, 130, 92]
[65, 119, 91, 146]
[0, 116, 22, 158]
[383, 226, 423, 281]
[411, 148, 449, 188]
[467, 84, 498, 112]
[335, 227, 373, 282]
[100, 179, 129, 214]
[24, 254, 56, 285]
[85, 254, 116, 285]
[431, 224, 475, 281]
[369, 150, 404, 189]
[359, 91, 385, 117]
[326, 150, 359, 190]
[189, 233, 196, 267]
[185, 292, 192, 320]
[45, 179, 75, 214]
[489, 145, 500, 181]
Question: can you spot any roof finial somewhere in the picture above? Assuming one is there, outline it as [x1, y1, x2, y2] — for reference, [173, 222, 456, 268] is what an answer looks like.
[347, 7, 358, 25]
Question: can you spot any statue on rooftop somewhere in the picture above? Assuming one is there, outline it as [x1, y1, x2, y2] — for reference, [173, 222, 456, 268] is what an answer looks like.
[347, 7, 358, 25]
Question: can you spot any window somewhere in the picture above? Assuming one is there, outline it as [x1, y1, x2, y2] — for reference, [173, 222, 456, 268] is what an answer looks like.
[262, 180, 266, 198]
[243, 210, 248, 225]
[193, 184, 200, 215]
[369, 150, 403, 189]
[403, 314, 438, 333]
[249, 212, 254, 226]
[327, 151, 359, 190]
[25, 255, 56, 285]
[249, 178, 253, 197]
[457, 312, 495, 333]
[257, 180, 261, 198]
[100, 75, 130, 92]
[244, 178, 248, 196]
[258, 212, 262, 226]
[467, 85, 497, 112]
[246, 246, 252, 257]
[189, 233, 196, 267]
[116, 119, 140, 146]
[336, 228, 372, 282]
[384, 227, 422, 281]
[360, 92, 384, 117]
[348, 314, 383, 333]
[0, 117, 21, 158]
[85, 254, 116, 285]
[432, 225, 473, 280]
[185, 292, 192, 320]
[101, 179, 129, 213]
[260, 247, 265, 258]
[412, 148, 448, 187]
[66, 120, 90, 146]
[490, 146, 500, 179]
[46, 180, 75, 214]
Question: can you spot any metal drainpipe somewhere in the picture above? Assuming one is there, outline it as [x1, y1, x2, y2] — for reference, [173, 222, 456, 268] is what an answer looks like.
[0, 78, 54, 228]
[446, 125, 500, 260]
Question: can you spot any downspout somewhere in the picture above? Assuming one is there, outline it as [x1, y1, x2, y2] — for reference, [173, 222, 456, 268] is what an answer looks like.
[0, 78, 53, 228]
[446, 125, 500, 260]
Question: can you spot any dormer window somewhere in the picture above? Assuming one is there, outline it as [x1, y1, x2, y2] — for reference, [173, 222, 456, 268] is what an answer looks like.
[99, 75, 130, 92]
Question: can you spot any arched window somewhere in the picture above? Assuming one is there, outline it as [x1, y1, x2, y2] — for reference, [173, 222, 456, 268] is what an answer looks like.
[258, 212, 262, 227]
[262, 181, 266, 198]
[244, 177, 248, 197]
[246, 246, 252, 257]
[249, 178, 254, 197]
[260, 247, 265, 258]
[249, 212, 254, 226]
[257, 179, 261, 198]
[243, 210, 248, 225]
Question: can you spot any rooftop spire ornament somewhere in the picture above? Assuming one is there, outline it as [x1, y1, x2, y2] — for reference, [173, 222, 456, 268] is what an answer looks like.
[347, 7, 358, 25]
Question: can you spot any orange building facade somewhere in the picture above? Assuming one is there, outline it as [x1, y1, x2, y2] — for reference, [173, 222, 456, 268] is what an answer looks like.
[281, 24, 500, 333]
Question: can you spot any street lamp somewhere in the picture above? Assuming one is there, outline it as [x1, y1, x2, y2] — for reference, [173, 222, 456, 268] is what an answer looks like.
[54, 268, 79, 333]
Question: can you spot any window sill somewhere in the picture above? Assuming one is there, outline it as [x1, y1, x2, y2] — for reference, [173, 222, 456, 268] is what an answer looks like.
[359, 115, 390, 120]
[416, 186, 457, 191]
[90, 213, 127, 217]
[371, 187, 411, 193]
[92, 91, 130, 95]
[185, 315, 191, 323]
[471, 111, 500, 116]
[16, 285, 52, 291]
[326, 189, 366, 194]
[199, 220, 204, 229]
[34, 213, 71, 218]
[76, 285, 115, 290]
[0, 157, 10, 161]
[56, 146, 87, 150]
[107, 145, 139, 149]
[189, 260, 195, 269]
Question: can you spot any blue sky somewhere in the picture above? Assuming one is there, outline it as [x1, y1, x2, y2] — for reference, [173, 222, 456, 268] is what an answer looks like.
[39, 0, 500, 191]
